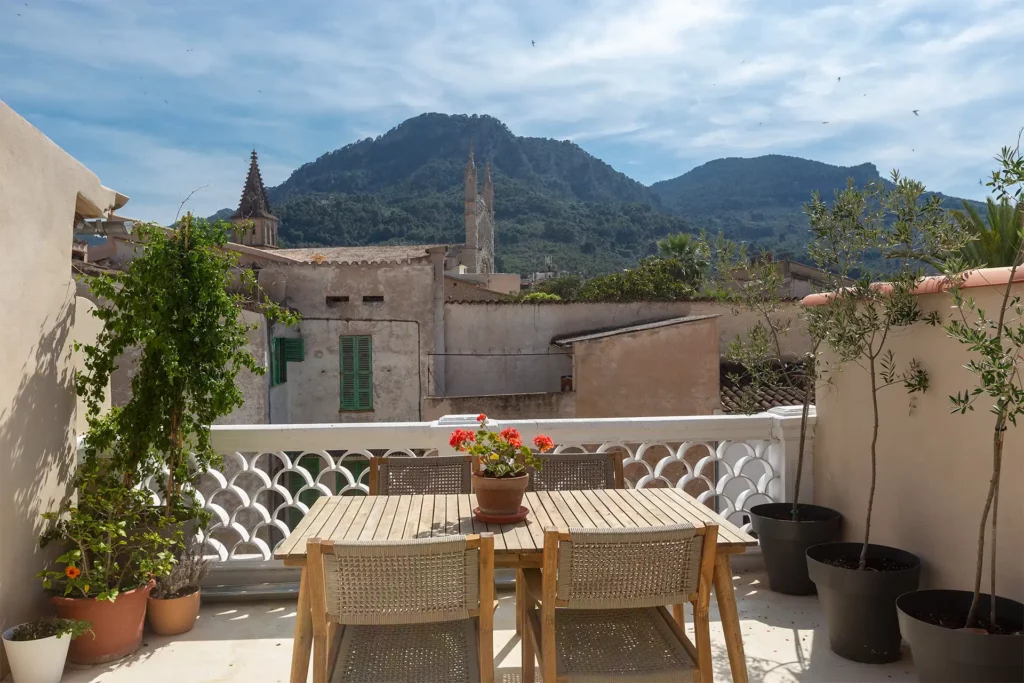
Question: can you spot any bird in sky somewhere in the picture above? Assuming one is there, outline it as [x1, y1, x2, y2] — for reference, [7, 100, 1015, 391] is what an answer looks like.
[837, 76, 841, 82]
[822, 121, 829, 124]
[531, 40, 535, 47]
[912, 110, 919, 116]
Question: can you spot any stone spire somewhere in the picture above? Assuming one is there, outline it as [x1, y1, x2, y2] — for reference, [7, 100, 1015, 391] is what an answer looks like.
[464, 146, 477, 202]
[230, 150, 279, 248]
[464, 147, 478, 253]
[483, 162, 494, 215]
[233, 150, 274, 220]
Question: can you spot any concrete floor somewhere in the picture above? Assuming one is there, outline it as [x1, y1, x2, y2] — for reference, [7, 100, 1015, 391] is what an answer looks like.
[44, 567, 918, 683]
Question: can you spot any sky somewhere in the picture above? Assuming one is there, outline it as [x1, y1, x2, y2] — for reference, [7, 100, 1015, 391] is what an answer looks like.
[2, 0, 1022, 223]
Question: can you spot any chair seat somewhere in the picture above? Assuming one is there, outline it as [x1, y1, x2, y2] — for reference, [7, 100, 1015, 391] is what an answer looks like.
[332, 618, 481, 683]
[527, 607, 697, 683]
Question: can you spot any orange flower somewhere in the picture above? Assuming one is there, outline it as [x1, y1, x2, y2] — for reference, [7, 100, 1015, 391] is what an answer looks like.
[499, 427, 523, 448]
[533, 435, 554, 452]
[65, 566, 82, 580]
[476, 413, 487, 422]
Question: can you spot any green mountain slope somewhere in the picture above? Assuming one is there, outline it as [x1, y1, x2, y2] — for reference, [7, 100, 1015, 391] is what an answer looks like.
[265, 113, 686, 274]
[650, 155, 977, 260]
[211, 114, 978, 274]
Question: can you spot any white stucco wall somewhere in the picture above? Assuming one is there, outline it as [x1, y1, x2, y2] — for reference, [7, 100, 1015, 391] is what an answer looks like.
[442, 300, 808, 396]
[0, 102, 125, 677]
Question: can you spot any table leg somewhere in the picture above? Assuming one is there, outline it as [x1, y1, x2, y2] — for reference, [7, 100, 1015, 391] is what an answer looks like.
[713, 555, 748, 683]
[290, 566, 313, 683]
[515, 569, 524, 635]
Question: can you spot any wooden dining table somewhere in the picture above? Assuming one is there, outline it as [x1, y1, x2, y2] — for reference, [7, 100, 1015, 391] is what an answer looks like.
[275, 487, 756, 683]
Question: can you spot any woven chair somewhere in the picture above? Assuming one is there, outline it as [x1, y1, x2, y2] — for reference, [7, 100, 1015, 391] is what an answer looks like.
[520, 523, 718, 683]
[368, 454, 473, 495]
[526, 452, 624, 492]
[306, 534, 495, 683]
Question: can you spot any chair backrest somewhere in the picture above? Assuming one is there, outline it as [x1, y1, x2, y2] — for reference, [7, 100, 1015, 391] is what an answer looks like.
[369, 454, 473, 495]
[549, 523, 714, 609]
[309, 534, 493, 625]
[527, 451, 623, 491]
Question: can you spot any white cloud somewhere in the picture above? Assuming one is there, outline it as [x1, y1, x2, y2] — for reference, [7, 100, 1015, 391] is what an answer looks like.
[1, 0, 1021, 220]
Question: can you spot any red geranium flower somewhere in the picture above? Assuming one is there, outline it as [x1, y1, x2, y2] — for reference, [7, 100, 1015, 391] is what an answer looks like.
[499, 427, 522, 448]
[449, 428, 476, 451]
[476, 413, 487, 422]
[533, 435, 554, 452]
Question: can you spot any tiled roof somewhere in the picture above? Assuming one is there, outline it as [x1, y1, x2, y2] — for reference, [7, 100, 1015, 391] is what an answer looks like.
[719, 361, 812, 414]
[273, 245, 447, 265]
[552, 315, 718, 347]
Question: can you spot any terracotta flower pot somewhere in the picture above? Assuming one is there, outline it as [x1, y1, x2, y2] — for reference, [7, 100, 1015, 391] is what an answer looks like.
[51, 580, 154, 665]
[147, 588, 201, 636]
[473, 472, 529, 516]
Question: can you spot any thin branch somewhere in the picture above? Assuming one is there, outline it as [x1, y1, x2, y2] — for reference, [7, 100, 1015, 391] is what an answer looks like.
[174, 185, 210, 223]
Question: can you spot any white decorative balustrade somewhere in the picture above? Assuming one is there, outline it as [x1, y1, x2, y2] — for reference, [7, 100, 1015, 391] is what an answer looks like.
[198, 407, 815, 570]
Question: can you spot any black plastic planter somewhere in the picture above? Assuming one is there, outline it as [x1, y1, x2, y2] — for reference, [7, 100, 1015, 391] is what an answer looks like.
[897, 589, 1024, 682]
[806, 542, 921, 663]
[750, 503, 841, 595]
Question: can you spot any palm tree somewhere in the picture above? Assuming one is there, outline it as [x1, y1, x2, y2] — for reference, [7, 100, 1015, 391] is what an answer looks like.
[954, 198, 1023, 267]
[656, 233, 710, 286]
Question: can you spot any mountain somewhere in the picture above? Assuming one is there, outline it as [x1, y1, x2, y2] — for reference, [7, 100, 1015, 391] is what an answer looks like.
[260, 113, 688, 274]
[650, 155, 978, 261]
[211, 113, 978, 274]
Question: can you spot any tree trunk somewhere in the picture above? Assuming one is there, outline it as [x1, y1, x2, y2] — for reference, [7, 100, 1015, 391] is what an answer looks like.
[860, 356, 880, 571]
[791, 371, 814, 521]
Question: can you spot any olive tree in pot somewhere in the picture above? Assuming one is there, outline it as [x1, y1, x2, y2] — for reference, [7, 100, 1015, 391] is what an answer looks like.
[803, 173, 969, 664]
[896, 145, 1024, 682]
[2, 617, 91, 683]
[148, 537, 211, 636]
[708, 236, 841, 595]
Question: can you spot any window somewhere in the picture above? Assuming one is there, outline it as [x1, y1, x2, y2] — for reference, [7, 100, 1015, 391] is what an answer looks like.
[339, 335, 373, 410]
[362, 295, 384, 303]
[326, 295, 350, 305]
[271, 337, 305, 386]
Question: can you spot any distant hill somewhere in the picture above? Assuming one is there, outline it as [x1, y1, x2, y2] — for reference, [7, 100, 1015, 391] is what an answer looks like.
[210, 114, 978, 274]
[651, 155, 977, 260]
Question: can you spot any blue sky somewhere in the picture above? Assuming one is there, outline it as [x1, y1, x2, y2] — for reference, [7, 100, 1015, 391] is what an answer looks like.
[2, 0, 1022, 223]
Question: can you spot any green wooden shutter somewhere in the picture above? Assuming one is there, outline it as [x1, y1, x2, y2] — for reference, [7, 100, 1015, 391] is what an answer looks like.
[271, 338, 283, 386]
[355, 336, 373, 410]
[340, 335, 372, 411]
[283, 338, 305, 362]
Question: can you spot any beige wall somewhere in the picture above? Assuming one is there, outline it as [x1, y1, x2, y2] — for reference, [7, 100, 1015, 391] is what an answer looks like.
[71, 297, 109, 435]
[0, 102, 125, 676]
[814, 284, 1024, 601]
[423, 391, 575, 421]
[572, 317, 721, 418]
[443, 300, 807, 397]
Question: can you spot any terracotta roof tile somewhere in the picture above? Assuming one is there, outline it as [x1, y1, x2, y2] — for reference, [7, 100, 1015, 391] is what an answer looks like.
[719, 361, 813, 414]
[273, 245, 446, 265]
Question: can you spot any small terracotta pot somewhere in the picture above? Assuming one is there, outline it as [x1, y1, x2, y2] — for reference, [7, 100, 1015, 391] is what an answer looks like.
[51, 580, 154, 665]
[473, 472, 529, 516]
[147, 588, 201, 636]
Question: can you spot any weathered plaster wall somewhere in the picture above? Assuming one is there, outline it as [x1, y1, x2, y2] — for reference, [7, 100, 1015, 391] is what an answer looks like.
[572, 317, 721, 418]
[214, 309, 269, 425]
[814, 285, 1024, 600]
[423, 391, 575, 420]
[0, 102, 124, 676]
[443, 301, 807, 396]
[260, 258, 439, 423]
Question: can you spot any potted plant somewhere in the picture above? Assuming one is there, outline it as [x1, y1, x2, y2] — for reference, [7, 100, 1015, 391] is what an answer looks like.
[451, 414, 552, 519]
[896, 145, 1024, 682]
[148, 537, 211, 636]
[708, 236, 842, 595]
[803, 172, 969, 663]
[38, 461, 177, 664]
[2, 617, 91, 683]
